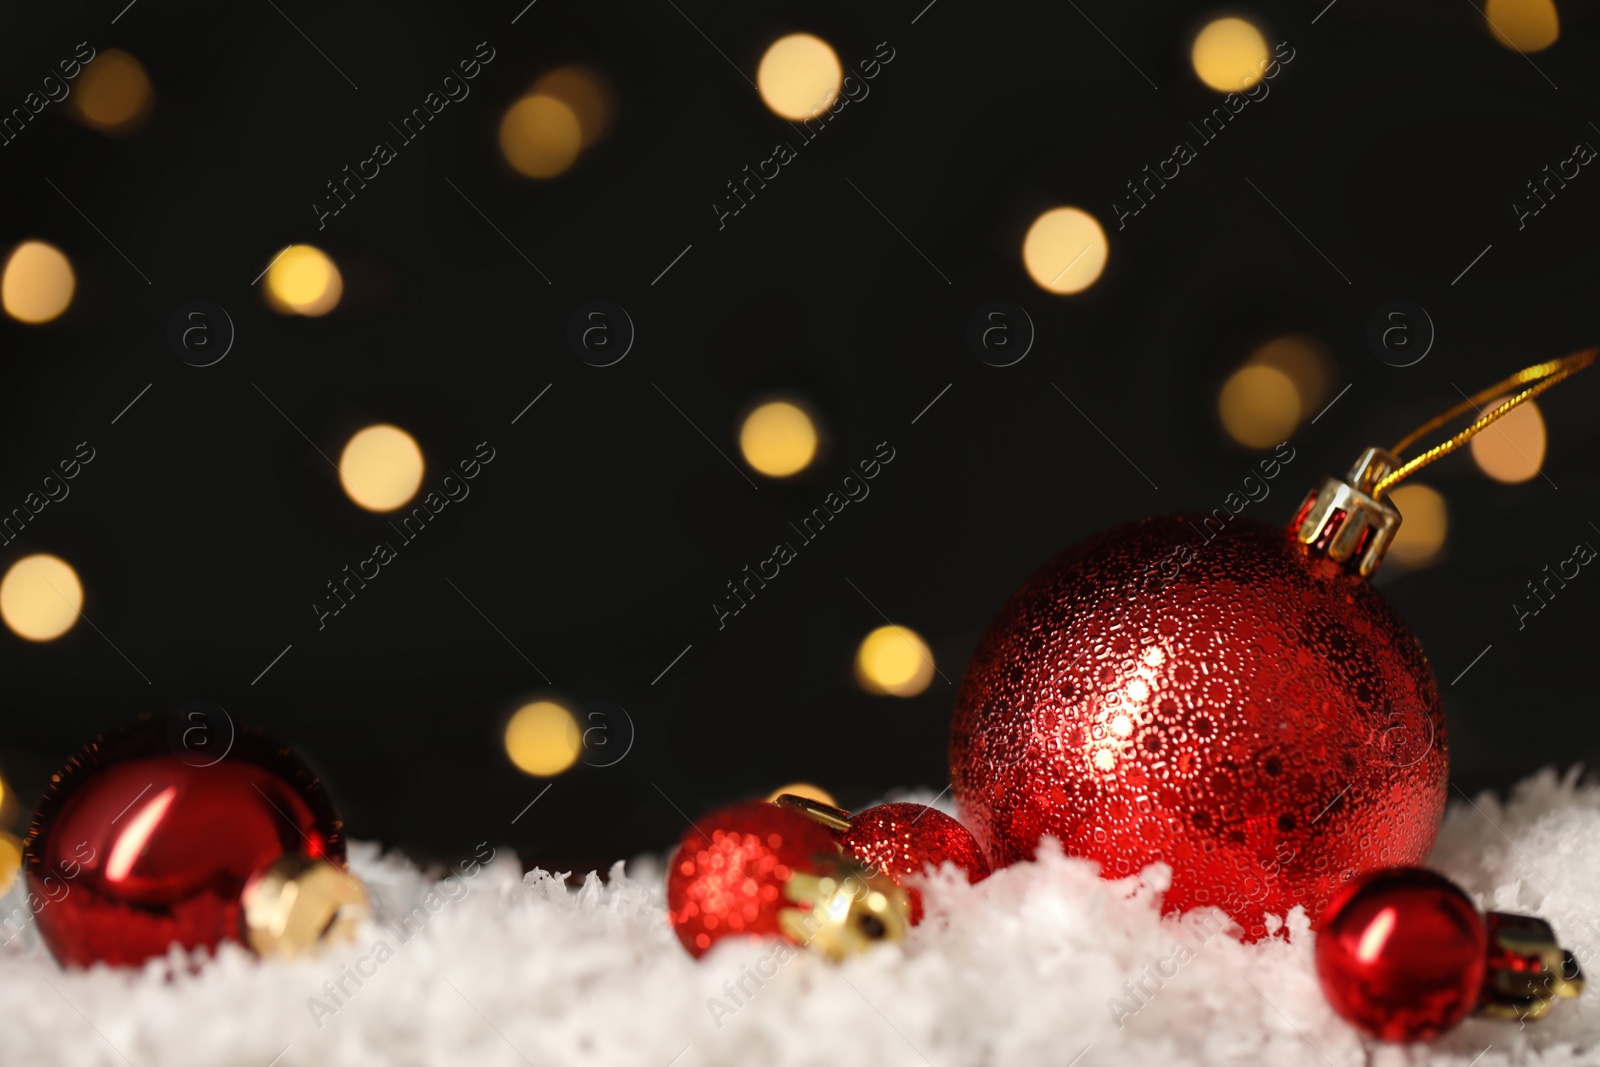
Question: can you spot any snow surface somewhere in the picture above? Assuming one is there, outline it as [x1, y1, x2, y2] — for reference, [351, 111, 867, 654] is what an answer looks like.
[5, 770, 1600, 1067]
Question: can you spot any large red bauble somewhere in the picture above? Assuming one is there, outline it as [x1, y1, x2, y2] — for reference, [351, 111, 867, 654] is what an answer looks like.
[949, 514, 1447, 938]
[666, 800, 841, 958]
[23, 717, 346, 968]
[839, 804, 990, 923]
[1315, 867, 1487, 1041]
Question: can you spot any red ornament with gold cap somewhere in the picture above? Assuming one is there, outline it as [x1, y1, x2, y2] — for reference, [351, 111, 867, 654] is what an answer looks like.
[666, 799, 911, 959]
[949, 350, 1594, 938]
[1315, 866, 1585, 1041]
[23, 711, 368, 967]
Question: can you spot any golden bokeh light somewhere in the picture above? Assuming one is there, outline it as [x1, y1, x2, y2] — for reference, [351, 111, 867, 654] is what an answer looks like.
[1218, 364, 1301, 448]
[1485, 0, 1560, 53]
[767, 782, 838, 807]
[855, 624, 936, 698]
[757, 33, 843, 120]
[1386, 484, 1449, 567]
[264, 245, 343, 316]
[1471, 398, 1546, 483]
[1023, 207, 1109, 295]
[1, 554, 83, 642]
[504, 700, 582, 777]
[739, 400, 819, 478]
[1247, 334, 1331, 412]
[2, 241, 75, 324]
[339, 424, 425, 512]
[532, 65, 616, 149]
[0, 833, 21, 896]
[1192, 16, 1271, 91]
[499, 94, 583, 179]
[71, 49, 154, 135]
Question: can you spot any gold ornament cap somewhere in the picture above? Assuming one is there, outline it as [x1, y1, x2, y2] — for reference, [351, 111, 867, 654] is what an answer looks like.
[1476, 911, 1585, 1023]
[776, 857, 911, 960]
[241, 854, 369, 959]
[1291, 447, 1403, 578]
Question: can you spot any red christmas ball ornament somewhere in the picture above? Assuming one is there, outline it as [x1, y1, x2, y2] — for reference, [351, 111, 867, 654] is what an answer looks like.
[950, 449, 1449, 937]
[23, 710, 368, 968]
[1316, 867, 1585, 1041]
[666, 799, 910, 959]
[776, 795, 990, 923]
[1315, 868, 1486, 1041]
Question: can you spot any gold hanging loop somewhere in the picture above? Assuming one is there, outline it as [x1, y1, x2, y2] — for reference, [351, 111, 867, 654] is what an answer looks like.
[1372, 347, 1597, 499]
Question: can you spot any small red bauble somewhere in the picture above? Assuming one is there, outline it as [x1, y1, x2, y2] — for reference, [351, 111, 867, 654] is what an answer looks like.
[842, 803, 992, 888]
[666, 800, 909, 959]
[794, 801, 989, 924]
[24, 714, 361, 967]
[950, 498, 1448, 937]
[1315, 868, 1486, 1041]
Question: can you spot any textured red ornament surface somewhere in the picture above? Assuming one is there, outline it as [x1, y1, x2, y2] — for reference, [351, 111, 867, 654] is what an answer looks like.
[949, 514, 1447, 938]
[23, 719, 345, 968]
[840, 803, 990, 923]
[1315, 867, 1486, 1041]
[666, 800, 840, 958]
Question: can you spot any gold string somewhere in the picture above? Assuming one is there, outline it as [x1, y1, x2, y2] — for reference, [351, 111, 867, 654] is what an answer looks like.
[1372, 347, 1597, 499]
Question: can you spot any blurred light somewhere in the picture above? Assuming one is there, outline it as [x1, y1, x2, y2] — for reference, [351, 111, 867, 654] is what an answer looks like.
[1, 554, 83, 642]
[767, 782, 838, 806]
[1386, 484, 1448, 567]
[71, 49, 154, 135]
[265, 245, 343, 316]
[1485, 0, 1560, 52]
[1247, 334, 1332, 412]
[339, 424, 425, 512]
[499, 94, 582, 178]
[1471, 398, 1546, 483]
[2, 241, 75, 324]
[757, 33, 843, 120]
[1023, 207, 1109, 295]
[1218, 364, 1301, 448]
[504, 701, 582, 776]
[855, 625, 936, 698]
[0, 833, 20, 896]
[532, 65, 616, 149]
[739, 400, 818, 478]
[1192, 17, 1270, 92]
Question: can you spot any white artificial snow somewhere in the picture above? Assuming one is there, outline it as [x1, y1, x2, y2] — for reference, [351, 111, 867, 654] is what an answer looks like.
[4, 769, 1600, 1067]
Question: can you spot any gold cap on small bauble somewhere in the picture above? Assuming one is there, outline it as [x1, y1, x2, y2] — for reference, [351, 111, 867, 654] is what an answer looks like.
[241, 854, 368, 959]
[777, 858, 910, 960]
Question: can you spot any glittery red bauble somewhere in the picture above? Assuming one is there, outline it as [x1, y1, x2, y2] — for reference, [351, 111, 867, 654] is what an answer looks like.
[1315, 868, 1486, 1041]
[949, 514, 1447, 938]
[666, 800, 840, 958]
[839, 804, 991, 923]
[23, 715, 346, 968]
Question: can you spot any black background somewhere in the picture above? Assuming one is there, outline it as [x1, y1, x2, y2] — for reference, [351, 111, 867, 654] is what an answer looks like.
[1, 0, 1597, 873]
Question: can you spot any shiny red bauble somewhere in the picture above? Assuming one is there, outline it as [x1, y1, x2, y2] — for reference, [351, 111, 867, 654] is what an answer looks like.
[666, 800, 841, 958]
[23, 716, 346, 968]
[1315, 868, 1487, 1041]
[950, 514, 1447, 938]
[839, 803, 990, 922]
